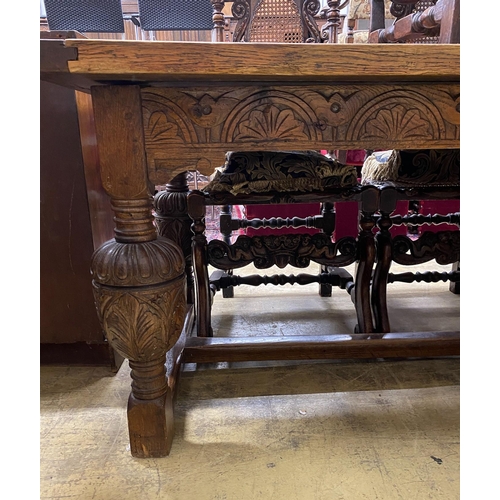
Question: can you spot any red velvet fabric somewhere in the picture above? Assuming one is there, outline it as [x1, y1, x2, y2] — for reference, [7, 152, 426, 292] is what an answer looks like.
[389, 201, 411, 236]
[418, 200, 460, 233]
[345, 150, 366, 165]
[246, 204, 321, 236]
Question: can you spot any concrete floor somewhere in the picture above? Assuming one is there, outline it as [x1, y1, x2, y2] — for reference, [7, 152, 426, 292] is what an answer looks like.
[40, 262, 460, 499]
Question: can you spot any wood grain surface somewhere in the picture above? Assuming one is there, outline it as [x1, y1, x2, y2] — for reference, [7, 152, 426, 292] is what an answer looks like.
[40, 40, 459, 89]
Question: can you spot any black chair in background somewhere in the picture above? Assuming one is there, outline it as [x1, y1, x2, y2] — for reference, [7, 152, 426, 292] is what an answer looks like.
[43, 0, 125, 32]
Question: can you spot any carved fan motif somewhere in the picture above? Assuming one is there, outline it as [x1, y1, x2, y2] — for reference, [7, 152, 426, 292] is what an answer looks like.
[235, 106, 308, 141]
[361, 105, 432, 140]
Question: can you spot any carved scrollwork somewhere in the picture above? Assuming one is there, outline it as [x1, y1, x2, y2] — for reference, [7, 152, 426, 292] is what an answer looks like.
[302, 0, 322, 42]
[207, 233, 357, 270]
[232, 0, 251, 41]
[390, 1, 414, 19]
[392, 230, 459, 266]
[336, 236, 358, 258]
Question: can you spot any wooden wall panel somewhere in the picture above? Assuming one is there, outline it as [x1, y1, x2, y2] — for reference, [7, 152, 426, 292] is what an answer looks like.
[40, 80, 104, 345]
[40, 32, 120, 369]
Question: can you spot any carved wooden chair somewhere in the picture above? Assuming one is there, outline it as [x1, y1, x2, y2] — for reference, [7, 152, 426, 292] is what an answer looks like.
[217, 0, 358, 252]
[214, 1, 375, 300]
[364, 0, 460, 333]
[187, 0, 380, 337]
[337, 0, 394, 43]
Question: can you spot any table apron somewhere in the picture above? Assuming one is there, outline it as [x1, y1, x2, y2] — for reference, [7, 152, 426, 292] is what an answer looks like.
[140, 83, 460, 184]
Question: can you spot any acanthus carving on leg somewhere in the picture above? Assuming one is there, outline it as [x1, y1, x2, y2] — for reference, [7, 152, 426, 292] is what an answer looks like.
[90, 85, 188, 458]
[91, 197, 187, 458]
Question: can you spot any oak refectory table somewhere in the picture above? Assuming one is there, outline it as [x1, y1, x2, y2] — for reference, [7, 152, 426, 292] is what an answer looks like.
[40, 39, 459, 458]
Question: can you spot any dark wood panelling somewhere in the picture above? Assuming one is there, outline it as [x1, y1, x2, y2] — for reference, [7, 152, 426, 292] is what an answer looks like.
[40, 79, 102, 344]
[40, 33, 120, 368]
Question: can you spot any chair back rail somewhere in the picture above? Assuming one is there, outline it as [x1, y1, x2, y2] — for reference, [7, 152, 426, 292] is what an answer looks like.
[370, 0, 459, 43]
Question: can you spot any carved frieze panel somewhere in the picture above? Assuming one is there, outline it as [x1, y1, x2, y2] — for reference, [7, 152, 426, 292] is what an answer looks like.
[141, 84, 459, 184]
[207, 233, 358, 270]
[392, 230, 460, 266]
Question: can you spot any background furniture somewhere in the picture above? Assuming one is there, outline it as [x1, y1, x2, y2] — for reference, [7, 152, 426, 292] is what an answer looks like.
[137, 0, 213, 31]
[206, 0, 364, 302]
[188, 152, 375, 337]
[205, 0, 374, 308]
[365, 0, 460, 333]
[338, 0, 394, 43]
[44, 0, 125, 32]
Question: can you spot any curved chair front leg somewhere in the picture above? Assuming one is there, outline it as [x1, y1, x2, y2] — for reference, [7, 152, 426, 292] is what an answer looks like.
[354, 186, 378, 334]
[371, 185, 398, 334]
[188, 191, 213, 337]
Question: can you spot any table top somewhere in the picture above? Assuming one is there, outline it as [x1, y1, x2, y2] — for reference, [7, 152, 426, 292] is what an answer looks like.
[40, 39, 459, 93]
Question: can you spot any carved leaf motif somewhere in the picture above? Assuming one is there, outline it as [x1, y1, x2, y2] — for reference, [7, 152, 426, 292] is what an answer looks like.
[148, 111, 182, 142]
[98, 282, 186, 362]
[103, 293, 167, 361]
[361, 105, 431, 140]
[235, 106, 308, 141]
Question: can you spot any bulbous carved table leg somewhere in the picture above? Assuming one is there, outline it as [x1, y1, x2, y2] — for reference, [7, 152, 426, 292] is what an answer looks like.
[91, 199, 186, 458]
[90, 85, 187, 458]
